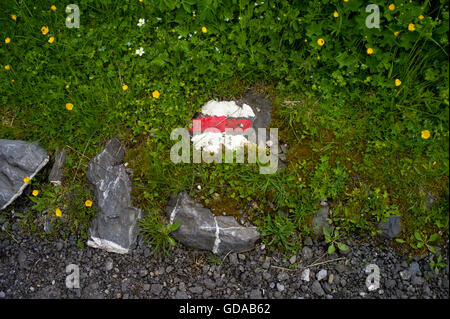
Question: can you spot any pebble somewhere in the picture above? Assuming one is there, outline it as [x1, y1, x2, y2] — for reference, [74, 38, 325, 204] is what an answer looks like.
[105, 259, 113, 272]
[400, 270, 412, 281]
[277, 272, 289, 281]
[289, 255, 296, 264]
[311, 281, 325, 296]
[316, 269, 327, 281]
[301, 269, 310, 282]
[301, 247, 313, 260]
[276, 283, 285, 292]
[0, 291, 5, 298]
[328, 274, 334, 285]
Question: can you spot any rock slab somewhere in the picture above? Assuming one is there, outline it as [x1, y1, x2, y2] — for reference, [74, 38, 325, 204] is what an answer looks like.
[86, 138, 141, 254]
[0, 139, 49, 210]
[165, 191, 260, 254]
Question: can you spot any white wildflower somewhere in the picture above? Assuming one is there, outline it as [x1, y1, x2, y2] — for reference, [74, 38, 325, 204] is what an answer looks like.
[137, 18, 145, 27]
[135, 47, 144, 56]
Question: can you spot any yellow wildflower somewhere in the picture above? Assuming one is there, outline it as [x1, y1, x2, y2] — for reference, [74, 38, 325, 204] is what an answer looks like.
[41, 26, 49, 35]
[55, 208, 62, 217]
[421, 130, 431, 139]
[66, 103, 74, 111]
[11, 14, 17, 21]
[5, 37, 11, 44]
[317, 38, 325, 46]
[32, 190, 39, 197]
[23, 176, 30, 183]
[408, 23, 415, 31]
[419, 15, 424, 20]
[367, 48, 374, 55]
[152, 90, 160, 98]
[51, 5, 56, 11]
[48, 36, 55, 44]
[394, 31, 400, 36]
[85, 200, 93, 207]
[333, 11, 339, 18]
[202, 26, 207, 33]
[395, 79, 402, 86]
[122, 85, 128, 91]
[5, 65, 10, 70]
[389, 4, 395, 11]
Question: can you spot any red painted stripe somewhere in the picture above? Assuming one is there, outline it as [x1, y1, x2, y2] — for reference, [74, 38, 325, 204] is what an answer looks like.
[189, 116, 252, 132]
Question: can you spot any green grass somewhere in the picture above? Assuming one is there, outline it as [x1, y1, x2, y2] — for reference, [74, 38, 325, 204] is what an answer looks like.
[0, 0, 448, 256]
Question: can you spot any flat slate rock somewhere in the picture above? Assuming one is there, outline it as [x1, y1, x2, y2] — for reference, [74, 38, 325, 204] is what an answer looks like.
[379, 215, 402, 239]
[165, 191, 260, 254]
[86, 138, 141, 254]
[0, 139, 49, 210]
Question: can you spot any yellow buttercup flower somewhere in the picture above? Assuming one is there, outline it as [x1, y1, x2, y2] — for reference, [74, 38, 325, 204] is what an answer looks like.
[152, 90, 160, 98]
[65, 84, 69, 89]
[23, 176, 30, 183]
[421, 130, 431, 139]
[333, 11, 339, 18]
[202, 26, 207, 33]
[367, 48, 374, 55]
[85, 200, 93, 207]
[55, 208, 62, 217]
[389, 4, 395, 11]
[419, 15, 424, 20]
[317, 38, 325, 46]
[32, 190, 39, 197]
[41, 26, 49, 35]
[48, 36, 55, 44]
[394, 31, 400, 36]
[395, 79, 402, 86]
[5, 37, 11, 44]
[66, 103, 74, 111]
[122, 85, 128, 91]
[408, 23, 415, 31]
[51, 5, 56, 11]
[11, 14, 17, 21]
[344, 0, 348, 2]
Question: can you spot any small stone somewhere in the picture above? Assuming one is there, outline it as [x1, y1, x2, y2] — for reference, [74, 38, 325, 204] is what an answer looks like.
[238, 253, 246, 260]
[277, 272, 289, 282]
[0, 291, 5, 298]
[411, 276, 425, 286]
[316, 269, 327, 281]
[302, 247, 313, 260]
[139, 269, 148, 277]
[189, 286, 203, 294]
[175, 291, 189, 299]
[289, 255, 297, 264]
[143, 284, 150, 291]
[250, 289, 262, 299]
[408, 262, 420, 276]
[276, 283, 285, 292]
[105, 259, 113, 272]
[56, 242, 63, 251]
[335, 264, 346, 274]
[311, 281, 325, 296]
[301, 269, 310, 282]
[328, 274, 334, 285]
[385, 279, 396, 289]
[269, 282, 275, 289]
[166, 266, 174, 273]
[151, 284, 163, 295]
[400, 270, 411, 281]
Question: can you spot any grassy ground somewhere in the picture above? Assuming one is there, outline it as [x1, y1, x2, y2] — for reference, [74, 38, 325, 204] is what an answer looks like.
[1, 0, 448, 257]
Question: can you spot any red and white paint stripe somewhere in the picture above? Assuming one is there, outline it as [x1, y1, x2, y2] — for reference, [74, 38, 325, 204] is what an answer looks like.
[190, 101, 256, 153]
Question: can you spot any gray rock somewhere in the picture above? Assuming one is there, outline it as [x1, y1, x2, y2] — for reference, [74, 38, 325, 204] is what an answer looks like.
[311, 206, 331, 237]
[48, 149, 66, 186]
[316, 269, 327, 281]
[301, 268, 310, 282]
[0, 291, 5, 298]
[301, 246, 313, 260]
[277, 272, 289, 282]
[249, 289, 262, 299]
[276, 283, 285, 292]
[151, 284, 163, 295]
[165, 191, 260, 254]
[411, 276, 425, 286]
[311, 281, 325, 296]
[0, 139, 49, 210]
[189, 286, 203, 294]
[408, 262, 420, 276]
[175, 290, 189, 299]
[400, 270, 411, 281]
[105, 258, 113, 271]
[289, 255, 296, 264]
[86, 138, 142, 254]
[379, 215, 402, 239]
